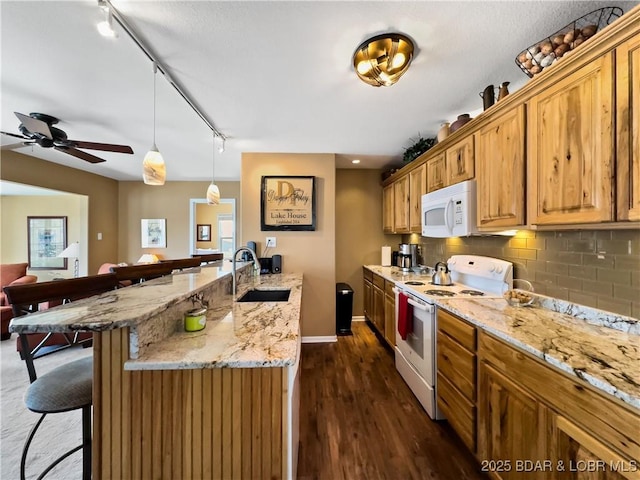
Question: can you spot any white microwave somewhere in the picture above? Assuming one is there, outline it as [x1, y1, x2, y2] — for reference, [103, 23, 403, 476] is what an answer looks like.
[421, 179, 478, 238]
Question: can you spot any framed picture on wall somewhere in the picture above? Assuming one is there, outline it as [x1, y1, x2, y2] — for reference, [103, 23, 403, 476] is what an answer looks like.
[197, 224, 211, 242]
[27, 216, 68, 269]
[261, 176, 316, 231]
[141, 218, 167, 248]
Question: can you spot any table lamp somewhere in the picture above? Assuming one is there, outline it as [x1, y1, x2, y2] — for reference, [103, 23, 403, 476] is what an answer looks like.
[58, 241, 80, 277]
[137, 254, 159, 264]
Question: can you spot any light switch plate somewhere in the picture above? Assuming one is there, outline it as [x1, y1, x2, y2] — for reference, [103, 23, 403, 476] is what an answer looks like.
[266, 237, 276, 248]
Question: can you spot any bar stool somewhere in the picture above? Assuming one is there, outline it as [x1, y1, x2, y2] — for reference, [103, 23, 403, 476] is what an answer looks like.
[4, 274, 119, 480]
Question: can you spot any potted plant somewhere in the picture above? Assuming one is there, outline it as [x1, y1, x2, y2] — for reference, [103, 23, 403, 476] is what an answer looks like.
[403, 135, 436, 162]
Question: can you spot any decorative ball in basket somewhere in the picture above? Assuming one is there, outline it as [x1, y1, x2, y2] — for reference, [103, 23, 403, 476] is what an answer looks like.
[515, 7, 623, 78]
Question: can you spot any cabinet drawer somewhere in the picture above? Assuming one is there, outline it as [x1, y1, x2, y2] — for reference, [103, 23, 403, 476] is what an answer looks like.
[438, 309, 476, 351]
[437, 331, 476, 402]
[437, 373, 476, 453]
[363, 268, 373, 282]
[373, 274, 385, 290]
[384, 280, 395, 297]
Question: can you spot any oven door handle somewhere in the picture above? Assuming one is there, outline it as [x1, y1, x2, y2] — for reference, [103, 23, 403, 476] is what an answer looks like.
[407, 298, 434, 313]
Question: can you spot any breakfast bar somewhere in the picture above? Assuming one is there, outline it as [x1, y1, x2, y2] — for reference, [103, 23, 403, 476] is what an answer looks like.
[10, 263, 303, 480]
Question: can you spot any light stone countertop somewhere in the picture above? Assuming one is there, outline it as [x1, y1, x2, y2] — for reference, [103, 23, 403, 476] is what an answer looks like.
[125, 272, 303, 370]
[9, 262, 243, 333]
[10, 263, 303, 370]
[364, 265, 640, 411]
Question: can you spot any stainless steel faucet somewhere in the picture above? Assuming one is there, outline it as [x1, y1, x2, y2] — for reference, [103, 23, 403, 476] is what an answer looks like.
[232, 247, 261, 295]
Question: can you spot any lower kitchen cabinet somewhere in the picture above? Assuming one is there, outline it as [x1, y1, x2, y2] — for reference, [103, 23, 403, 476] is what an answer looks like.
[478, 361, 548, 480]
[550, 415, 634, 480]
[476, 330, 640, 480]
[384, 280, 395, 346]
[437, 309, 478, 453]
[372, 280, 384, 335]
[363, 268, 372, 322]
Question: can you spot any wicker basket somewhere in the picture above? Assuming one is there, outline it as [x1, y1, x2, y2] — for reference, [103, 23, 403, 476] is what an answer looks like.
[515, 7, 623, 78]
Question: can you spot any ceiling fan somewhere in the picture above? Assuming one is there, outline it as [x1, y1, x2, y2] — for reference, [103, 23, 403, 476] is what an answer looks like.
[1, 112, 133, 163]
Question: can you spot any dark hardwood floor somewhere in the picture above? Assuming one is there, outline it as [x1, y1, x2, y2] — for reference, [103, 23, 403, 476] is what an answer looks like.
[297, 321, 486, 480]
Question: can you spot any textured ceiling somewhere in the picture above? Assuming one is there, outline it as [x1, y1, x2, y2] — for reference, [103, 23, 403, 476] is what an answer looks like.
[1, 0, 637, 181]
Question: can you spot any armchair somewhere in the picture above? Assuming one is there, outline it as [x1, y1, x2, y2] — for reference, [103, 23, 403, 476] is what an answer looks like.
[1, 263, 38, 340]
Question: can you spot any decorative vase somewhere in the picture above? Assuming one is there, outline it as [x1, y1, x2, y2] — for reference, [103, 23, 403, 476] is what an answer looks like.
[449, 114, 471, 133]
[437, 122, 450, 143]
[498, 81, 510, 101]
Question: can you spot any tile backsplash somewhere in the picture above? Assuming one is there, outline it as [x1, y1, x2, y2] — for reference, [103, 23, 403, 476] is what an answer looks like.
[410, 230, 640, 318]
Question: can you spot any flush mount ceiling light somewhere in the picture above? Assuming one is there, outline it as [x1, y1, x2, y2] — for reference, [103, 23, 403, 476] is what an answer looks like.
[142, 62, 166, 185]
[353, 33, 415, 87]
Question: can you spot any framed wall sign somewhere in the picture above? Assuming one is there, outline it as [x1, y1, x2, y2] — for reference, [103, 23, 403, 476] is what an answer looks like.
[141, 218, 167, 248]
[197, 224, 211, 242]
[27, 216, 68, 270]
[261, 176, 316, 231]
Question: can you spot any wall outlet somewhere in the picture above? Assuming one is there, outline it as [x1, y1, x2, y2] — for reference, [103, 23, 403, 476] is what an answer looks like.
[266, 237, 277, 248]
[97, 232, 103, 240]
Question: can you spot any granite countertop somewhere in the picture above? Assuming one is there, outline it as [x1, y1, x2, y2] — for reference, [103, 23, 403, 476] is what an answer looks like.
[125, 272, 303, 370]
[9, 262, 244, 333]
[10, 262, 304, 370]
[363, 265, 640, 411]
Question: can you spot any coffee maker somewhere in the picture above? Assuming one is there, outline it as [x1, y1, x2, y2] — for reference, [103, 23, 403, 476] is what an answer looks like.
[397, 244, 421, 272]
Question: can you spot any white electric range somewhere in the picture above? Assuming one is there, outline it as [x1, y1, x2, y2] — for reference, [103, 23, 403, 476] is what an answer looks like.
[394, 255, 513, 419]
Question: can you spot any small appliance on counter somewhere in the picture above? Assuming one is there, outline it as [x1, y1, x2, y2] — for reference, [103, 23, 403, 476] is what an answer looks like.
[397, 244, 421, 272]
[258, 255, 282, 274]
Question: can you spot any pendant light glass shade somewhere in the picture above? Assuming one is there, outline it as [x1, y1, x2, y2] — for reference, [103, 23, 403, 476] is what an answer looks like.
[206, 183, 220, 205]
[143, 144, 166, 185]
[143, 62, 166, 185]
[206, 132, 220, 205]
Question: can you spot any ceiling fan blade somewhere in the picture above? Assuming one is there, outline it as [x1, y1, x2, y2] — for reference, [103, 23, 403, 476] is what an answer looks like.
[68, 140, 133, 154]
[14, 112, 53, 139]
[54, 146, 106, 164]
[1, 142, 34, 150]
[1, 130, 29, 140]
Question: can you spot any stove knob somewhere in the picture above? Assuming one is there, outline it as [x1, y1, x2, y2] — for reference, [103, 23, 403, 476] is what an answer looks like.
[495, 265, 503, 274]
[489, 264, 496, 272]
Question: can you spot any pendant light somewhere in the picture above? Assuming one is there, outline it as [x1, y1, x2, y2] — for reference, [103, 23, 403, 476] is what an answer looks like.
[206, 132, 220, 205]
[142, 62, 166, 185]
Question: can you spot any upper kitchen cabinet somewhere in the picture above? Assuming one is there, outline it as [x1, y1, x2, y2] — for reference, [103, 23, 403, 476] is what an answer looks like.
[616, 31, 640, 222]
[426, 152, 446, 193]
[409, 163, 426, 232]
[476, 105, 526, 229]
[445, 136, 475, 187]
[528, 53, 614, 225]
[393, 174, 410, 233]
[382, 184, 394, 233]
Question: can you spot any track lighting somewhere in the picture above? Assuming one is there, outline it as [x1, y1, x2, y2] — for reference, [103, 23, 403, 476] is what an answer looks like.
[96, 1, 117, 38]
[218, 137, 225, 154]
[143, 62, 166, 185]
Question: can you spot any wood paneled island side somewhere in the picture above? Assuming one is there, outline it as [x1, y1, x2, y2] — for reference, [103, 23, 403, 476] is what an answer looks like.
[10, 263, 303, 480]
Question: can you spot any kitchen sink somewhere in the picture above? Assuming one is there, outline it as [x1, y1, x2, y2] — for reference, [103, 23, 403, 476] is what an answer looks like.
[236, 289, 290, 302]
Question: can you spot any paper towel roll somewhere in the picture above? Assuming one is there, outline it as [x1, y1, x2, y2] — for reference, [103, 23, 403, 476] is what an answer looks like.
[381, 246, 392, 266]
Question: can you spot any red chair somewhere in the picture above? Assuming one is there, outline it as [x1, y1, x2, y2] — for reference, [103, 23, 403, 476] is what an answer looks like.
[1, 263, 37, 340]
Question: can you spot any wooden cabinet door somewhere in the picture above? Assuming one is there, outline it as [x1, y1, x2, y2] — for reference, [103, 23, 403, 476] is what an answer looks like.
[550, 415, 636, 480]
[426, 153, 446, 193]
[384, 292, 395, 346]
[476, 105, 526, 228]
[393, 175, 410, 233]
[373, 285, 385, 334]
[616, 32, 640, 221]
[478, 362, 547, 480]
[409, 164, 426, 232]
[528, 53, 614, 225]
[382, 184, 394, 233]
[363, 279, 372, 322]
[446, 135, 475, 186]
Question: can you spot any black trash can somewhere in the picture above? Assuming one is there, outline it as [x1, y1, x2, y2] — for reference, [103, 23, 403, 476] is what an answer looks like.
[336, 283, 354, 336]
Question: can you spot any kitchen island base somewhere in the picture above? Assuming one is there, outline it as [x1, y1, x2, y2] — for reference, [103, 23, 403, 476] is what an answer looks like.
[93, 327, 300, 480]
